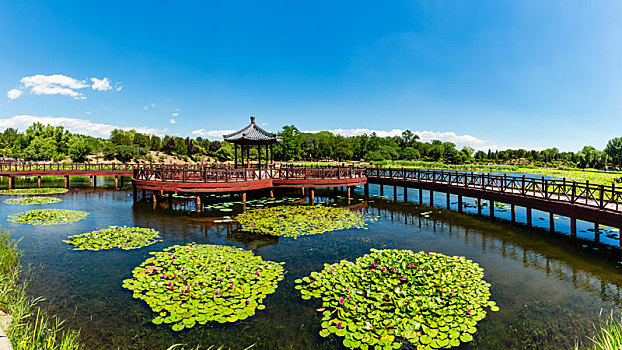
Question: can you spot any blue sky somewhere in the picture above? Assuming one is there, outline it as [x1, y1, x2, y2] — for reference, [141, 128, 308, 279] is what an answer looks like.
[1, 1, 621, 151]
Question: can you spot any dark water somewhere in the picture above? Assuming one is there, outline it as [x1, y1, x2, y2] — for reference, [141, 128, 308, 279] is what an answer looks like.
[2, 176, 622, 350]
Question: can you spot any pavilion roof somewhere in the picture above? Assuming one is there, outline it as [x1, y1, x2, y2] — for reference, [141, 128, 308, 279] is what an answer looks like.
[223, 116, 282, 144]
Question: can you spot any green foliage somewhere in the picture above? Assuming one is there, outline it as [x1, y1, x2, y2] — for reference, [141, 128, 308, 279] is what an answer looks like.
[5, 197, 62, 205]
[8, 209, 88, 226]
[122, 244, 284, 331]
[235, 205, 375, 237]
[0, 188, 68, 195]
[63, 226, 161, 251]
[297, 249, 498, 350]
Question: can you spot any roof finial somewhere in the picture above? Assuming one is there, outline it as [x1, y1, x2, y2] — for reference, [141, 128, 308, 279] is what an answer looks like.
[250, 115, 255, 123]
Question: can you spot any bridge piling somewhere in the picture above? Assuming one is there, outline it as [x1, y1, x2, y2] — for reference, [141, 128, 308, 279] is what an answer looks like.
[364, 183, 369, 196]
[168, 192, 173, 207]
[549, 212, 555, 232]
[477, 199, 482, 215]
[7, 176, 12, 190]
[595, 223, 600, 243]
[196, 195, 201, 212]
[347, 186, 351, 199]
[571, 218, 577, 238]
[380, 185, 383, 196]
[446, 193, 450, 209]
[430, 190, 434, 206]
[270, 189, 274, 198]
[393, 186, 397, 200]
[310, 188, 315, 205]
[458, 195, 463, 213]
[115, 175, 119, 189]
[489, 201, 494, 217]
[141, 189, 146, 199]
[511, 204, 516, 222]
[89, 175, 93, 187]
[404, 187, 408, 202]
[526, 208, 532, 227]
[64, 175, 69, 188]
[419, 188, 423, 204]
[37, 176, 41, 188]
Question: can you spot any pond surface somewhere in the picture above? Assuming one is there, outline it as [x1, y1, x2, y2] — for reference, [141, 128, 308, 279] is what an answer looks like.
[2, 176, 622, 349]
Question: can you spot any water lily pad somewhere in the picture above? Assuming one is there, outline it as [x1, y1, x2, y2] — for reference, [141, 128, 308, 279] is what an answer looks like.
[235, 205, 376, 237]
[122, 243, 284, 331]
[63, 226, 161, 251]
[4, 196, 62, 205]
[0, 188, 68, 195]
[8, 209, 88, 226]
[296, 249, 498, 349]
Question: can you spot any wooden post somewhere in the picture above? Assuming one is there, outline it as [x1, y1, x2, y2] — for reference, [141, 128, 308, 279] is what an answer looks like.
[570, 218, 577, 238]
[595, 222, 600, 243]
[419, 188, 423, 204]
[168, 192, 173, 207]
[242, 192, 247, 204]
[511, 204, 516, 222]
[549, 212, 555, 232]
[477, 198, 482, 215]
[347, 186, 351, 198]
[526, 207, 532, 227]
[115, 175, 119, 189]
[364, 183, 369, 196]
[196, 195, 201, 212]
[7, 176, 12, 190]
[302, 187, 305, 195]
[430, 190, 434, 206]
[404, 187, 408, 202]
[393, 186, 397, 200]
[141, 189, 146, 199]
[380, 184, 384, 196]
[310, 188, 315, 205]
[90, 175, 94, 187]
[64, 175, 69, 189]
[489, 200, 494, 217]
[446, 192, 450, 209]
[458, 195, 463, 213]
[37, 176, 41, 188]
[93, 175, 97, 187]
[270, 189, 274, 198]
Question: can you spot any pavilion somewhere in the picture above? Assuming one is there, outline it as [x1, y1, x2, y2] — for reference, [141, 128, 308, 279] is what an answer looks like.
[223, 116, 281, 168]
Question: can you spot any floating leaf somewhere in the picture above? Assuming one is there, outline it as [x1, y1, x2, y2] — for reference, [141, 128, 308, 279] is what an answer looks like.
[63, 226, 161, 251]
[122, 243, 284, 331]
[0, 188, 68, 195]
[8, 209, 88, 226]
[235, 205, 376, 237]
[4, 196, 62, 205]
[296, 249, 498, 349]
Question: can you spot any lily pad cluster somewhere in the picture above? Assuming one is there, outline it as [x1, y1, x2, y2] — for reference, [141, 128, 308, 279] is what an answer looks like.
[4, 196, 62, 205]
[0, 188, 68, 195]
[8, 209, 89, 225]
[235, 205, 375, 237]
[122, 243, 284, 331]
[296, 249, 498, 350]
[63, 226, 161, 251]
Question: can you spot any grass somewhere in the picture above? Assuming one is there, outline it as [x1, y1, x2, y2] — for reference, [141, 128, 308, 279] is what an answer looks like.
[369, 160, 520, 172]
[0, 227, 83, 350]
[574, 311, 622, 350]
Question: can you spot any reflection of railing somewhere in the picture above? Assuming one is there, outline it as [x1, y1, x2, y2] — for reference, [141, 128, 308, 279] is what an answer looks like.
[133, 165, 368, 183]
[367, 167, 622, 213]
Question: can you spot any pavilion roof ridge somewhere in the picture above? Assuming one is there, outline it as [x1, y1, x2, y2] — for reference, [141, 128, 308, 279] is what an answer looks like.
[223, 116, 282, 143]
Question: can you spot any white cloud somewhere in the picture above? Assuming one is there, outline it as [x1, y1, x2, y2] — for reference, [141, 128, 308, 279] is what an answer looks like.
[151, 103, 156, 107]
[115, 84, 123, 91]
[0, 115, 166, 137]
[21, 74, 89, 99]
[172, 113, 179, 117]
[143, 105, 148, 110]
[169, 119, 176, 124]
[6, 89, 22, 100]
[90, 77, 112, 91]
[191, 128, 236, 140]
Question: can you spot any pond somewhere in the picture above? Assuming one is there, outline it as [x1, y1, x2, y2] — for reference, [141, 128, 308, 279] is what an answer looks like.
[2, 176, 622, 349]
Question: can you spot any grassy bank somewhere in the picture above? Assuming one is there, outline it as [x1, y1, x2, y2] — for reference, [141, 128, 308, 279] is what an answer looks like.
[575, 311, 622, 350]
[0, 228, 83, 350]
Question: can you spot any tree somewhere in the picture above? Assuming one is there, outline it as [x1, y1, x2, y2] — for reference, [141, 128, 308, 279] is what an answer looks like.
[109, 129, 132, 145]
[68, 136, 93, 162]
[605, 138, 622, 167]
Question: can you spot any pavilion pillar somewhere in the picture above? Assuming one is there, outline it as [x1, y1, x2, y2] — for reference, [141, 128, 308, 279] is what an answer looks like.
[234, 144, 238, 168]
[526, 208, 532, 227]
[240, 145, 244, 169]
[37, 176, 41, 188]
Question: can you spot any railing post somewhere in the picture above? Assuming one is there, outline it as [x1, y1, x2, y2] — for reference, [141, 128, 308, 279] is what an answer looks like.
[600, 185, 605, 208]
[543, 177, 547, 199]
[522, 175, 526, 195]
[572, 181, 576, 203]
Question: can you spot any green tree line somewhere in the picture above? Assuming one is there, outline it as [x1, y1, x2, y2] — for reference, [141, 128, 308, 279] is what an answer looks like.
[2, 122, 622, 169]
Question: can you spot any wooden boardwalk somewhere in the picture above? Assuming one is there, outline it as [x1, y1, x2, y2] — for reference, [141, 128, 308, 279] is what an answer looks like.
[366, 168, 622, 243]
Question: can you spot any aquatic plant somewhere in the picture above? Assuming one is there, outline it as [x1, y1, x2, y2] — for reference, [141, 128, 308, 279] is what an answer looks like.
[8, 209, 88, 226]
[0, 188, 68, 195]
[4, 196, 62, 205]
[296, 249, 498, 349]
[122, 243, 284, 331]
[63, 226, 161, 251]
[235, 205, 375, 237]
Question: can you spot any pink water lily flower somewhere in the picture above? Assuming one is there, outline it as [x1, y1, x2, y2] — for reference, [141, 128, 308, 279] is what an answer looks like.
[339, 298, 344, 304]
[194, 282, 198, 286]
[337, 322, 342, 329]
[467, 309, 471, 314]
[408, 263, 414, 267]
[229, 284, 233, 289]
[214, 290, 220, 294]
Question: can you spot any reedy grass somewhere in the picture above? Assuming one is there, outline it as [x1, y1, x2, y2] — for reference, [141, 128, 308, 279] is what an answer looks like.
[574, 311, 622, 350]
[0, 227, 83, 350]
